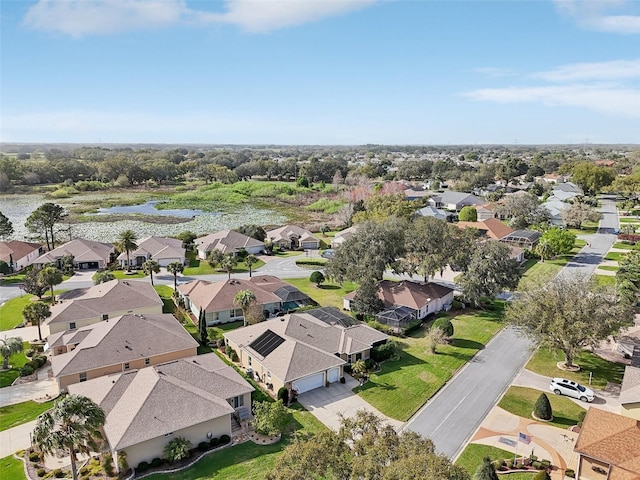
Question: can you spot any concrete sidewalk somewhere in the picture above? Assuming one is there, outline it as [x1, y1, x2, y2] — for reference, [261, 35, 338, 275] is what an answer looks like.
[0, 377, 58, 407]
[0, 419, 37, 457]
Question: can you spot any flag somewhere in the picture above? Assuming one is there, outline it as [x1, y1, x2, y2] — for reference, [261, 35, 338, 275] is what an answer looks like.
[518, 432, 532, 445]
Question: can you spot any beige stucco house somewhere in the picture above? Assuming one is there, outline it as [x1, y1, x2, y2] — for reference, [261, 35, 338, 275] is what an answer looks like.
[573, 408, 640, 480]
[117, 236, 186, 268]
[33, 238, 115, 270]
[195, 230, 264, 260]
[224, 308, 388, 395]
[266, 225, 320, 250]
[620, 365, 640, 420]
[44, 279, 163, 335]
[68, 353, 253, 471]
[51, 313, 199, 391]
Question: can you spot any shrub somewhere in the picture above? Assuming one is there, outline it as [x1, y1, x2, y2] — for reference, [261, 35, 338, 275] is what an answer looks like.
[366, 320, 395, 336]
[150, 458, 163, 468]
[370, 341, 397, 362]
[277, 386, 289, 405]
[32, 344, 44, 353]
[37, 468, 46, 478]
[340, 377, 346, 383]
[541, 459, 551, 469]
[102, 452, 115, 477]
[432, 317, 454, 337]
[79, 467, 89, 475]
[506, 460, 513, 469]
[137, 461, 149, 472]
[53, 468, 65, 478]
[459, 206, 478, 221]
[26, 360, 39, 370]
[565, 468, 575, 478]
[29, 451, 42, 462]
[534, 471, 551, 480]
[252, 400, 290, 436]
[309, 271, 325, 286]
[198, 441, 210, 451]
[163, 436, 192, 463]
[534, 393, 553, 420]
[225, 345, 233, 357]
[209, 437, 219, 447]
[33, 356, 47, 368]
[25, 349, 34, 358]
[230, 350, 239, 362]
[577, 410, 587, 427]
[532, 461, 542, 469]
[220, 434, 231, 445]
[20, 365, 34, 377]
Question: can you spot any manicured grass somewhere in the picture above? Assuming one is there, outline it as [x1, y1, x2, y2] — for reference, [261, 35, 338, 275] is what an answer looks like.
[526, 348, 625, 389]
[456, 444, 518, 475]
[498, 386, 586, 429]
[0, 454, 26, 480]
[595, 275, 616, 287]
[283, 278, 357, 310]
[356, 304, 505, 421]
[0, 295, 35, 331]
[604, 251, 625, 261]
[613, 242, 640, 250]
[272, 250, 304, 257]
[145, 404, 327, 480]
[154, 285, 176, 314]
[111, 269, 145, 279]
[598, 265, 619, 271]
[517, 240, 586, 291]
[0, 400, 55, 431]
[0, 342, 31, 388]
[0, 273, 27, 285]
[619, 217, 640, 223]
[183, 258, 266, 276]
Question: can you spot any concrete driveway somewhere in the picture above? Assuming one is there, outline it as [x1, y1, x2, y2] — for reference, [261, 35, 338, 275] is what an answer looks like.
[297, 375, 404, 431]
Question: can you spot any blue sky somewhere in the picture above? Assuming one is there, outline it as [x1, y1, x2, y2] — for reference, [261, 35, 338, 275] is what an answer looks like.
[1, 0, 639, 145]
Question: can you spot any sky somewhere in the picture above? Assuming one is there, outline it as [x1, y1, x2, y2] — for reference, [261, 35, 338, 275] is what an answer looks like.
[1, 0, 639, 145]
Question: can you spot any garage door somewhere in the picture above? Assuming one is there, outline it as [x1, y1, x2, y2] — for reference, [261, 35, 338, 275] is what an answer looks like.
[327, 367, 340, 384]
[292, 372, 324, 394]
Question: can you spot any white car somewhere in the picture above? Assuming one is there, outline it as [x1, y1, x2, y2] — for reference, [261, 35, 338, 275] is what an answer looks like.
[549, 378, 595, 402]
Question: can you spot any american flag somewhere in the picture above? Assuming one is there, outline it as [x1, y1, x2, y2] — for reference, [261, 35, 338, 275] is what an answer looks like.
[519, 432, 532, 445]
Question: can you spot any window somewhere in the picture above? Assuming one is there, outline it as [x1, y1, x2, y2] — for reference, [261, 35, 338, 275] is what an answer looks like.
[124, 363, 130, 370]
[231, 395, 244, 408]
[355, 352, 362, 361]
[102, 314, 108, 321]
[145, 358, 150, 366]
[248, 356, 252, 366]
[79, 372, 87, 382]
[231, 308, 243, 318]
[69, 322, 76, 330]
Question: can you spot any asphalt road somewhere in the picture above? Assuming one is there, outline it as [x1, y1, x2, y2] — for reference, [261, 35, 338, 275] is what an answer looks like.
[402, 195, 619, 460]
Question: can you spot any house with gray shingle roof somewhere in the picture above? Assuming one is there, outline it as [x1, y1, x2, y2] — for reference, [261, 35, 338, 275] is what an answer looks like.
[52, 313, 199, 391]
[116, 236, 186, 268]
[428, 191, 485, 211]
[33, 238, 114, 270]
[195, 230, 264, 260]
[224, 311, 388, 395]
[44, 279, 163, 335]
[69, 353, 253, 472]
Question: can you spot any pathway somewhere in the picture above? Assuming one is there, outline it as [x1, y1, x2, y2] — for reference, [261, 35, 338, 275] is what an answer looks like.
[0, 419, 37, 457]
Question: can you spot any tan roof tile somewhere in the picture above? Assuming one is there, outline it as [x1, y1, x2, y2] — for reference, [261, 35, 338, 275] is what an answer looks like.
[178, 278, 281, 312]
[33, 238, 114, 264]
[455, 218, 514, 240]
[195, 230, 263, 254]
[620, 366, 640, 406]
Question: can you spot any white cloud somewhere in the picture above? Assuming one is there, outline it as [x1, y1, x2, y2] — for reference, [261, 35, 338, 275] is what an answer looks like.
[531, 59, 640, 82]
[23, 0, 376, 37]
[465, 84, 640, 118]
[554, 0, 640, 34]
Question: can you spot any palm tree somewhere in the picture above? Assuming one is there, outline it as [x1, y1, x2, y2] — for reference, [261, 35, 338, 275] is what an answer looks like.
[23, 302, 51, 341]
[92, 270, 115, 285]
[116, 230, 138, 271]
[167, 261, 184, 291]
[245, 254, 258, 278]
[234, 290, 257, 327]
[220, 253, 237, 280]
[0, 336, 23, 370]
[38, 265, 63, 305]
[142, 259, 160, 286]
[33, 395, 106, 480]
[535, 238, 554, 262]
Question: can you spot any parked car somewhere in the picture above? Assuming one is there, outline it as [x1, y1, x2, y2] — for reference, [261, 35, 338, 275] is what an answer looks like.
[321, 249, 335, 258]
[549, 377, 595, 402]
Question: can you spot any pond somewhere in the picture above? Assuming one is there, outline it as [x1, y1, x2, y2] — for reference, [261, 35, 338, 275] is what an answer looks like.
[0, 194, 286, 243]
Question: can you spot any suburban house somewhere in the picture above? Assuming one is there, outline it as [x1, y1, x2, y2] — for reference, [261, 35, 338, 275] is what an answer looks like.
[344, 280, 454, 332]
[501, 230, 542, 249]
[33, 238, 115, 270]
[195, 230, 264, 260]
[331, 226, 359, 249]
[248, 275, 315, 311]
[51, 313, 199, 391]
[508, 245, 525, 263]
[620, 365, 640, 420]
[573, 408, 640, 480]
[0, 240, 43, 271]
[475, 204, 497, 221]
[415, 206, 448, 221]
[68, 353, 253, 472]
[266, 225, 320, 250]
[552, 182, 583, 195]
[428, 191, 485, 211]
[117, 236, 186, 268]
[44, 279, 163, 335]
[548, 190, 580, 203]
[543, 198, 571, 227]
[404, 189, 432, 201]
[224, 309, 388, 394]
[177, 278, 281, 325]
[456, 218, 514, 241]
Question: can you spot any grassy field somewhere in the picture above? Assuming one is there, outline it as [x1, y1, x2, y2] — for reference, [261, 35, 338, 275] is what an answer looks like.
[356, 304, 505, 421]
[0, 342, 30, 388]
[283, 277, 357, 310]
[0, 454, 26, 480]
[498, 386, 586, 429]
[456, 444, 534, 476]
[0, 399, 55, 431]
[111, 270, 145, 279]
[0, 290, 66, 331]
[526, 348, 625, 389]
[517, 240, 587, 291]
[604, 251, 625, 261]
[145, 404, 326, 480]
[595, 275, 616, 287]
[598, 265, 619, 271]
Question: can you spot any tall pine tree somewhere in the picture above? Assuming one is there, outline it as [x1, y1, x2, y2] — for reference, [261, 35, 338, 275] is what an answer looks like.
[198, 309, 208, 346]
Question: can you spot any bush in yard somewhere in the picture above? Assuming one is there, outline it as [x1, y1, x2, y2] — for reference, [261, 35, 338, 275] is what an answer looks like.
[534, 471, 551, 480]
[309, 271, 325, 287]
[209, 437, 219, 447]
[252, 400, 290, 436]
[151, 458, 163, 468]
[25, 349, 34, 358]
[230, 350, 239, 362]
[370, 341, 397, 362]
[102, 452, 115, 477]
[459, 206, 478, 222]
[473, 456, 499, 480]
[565, 468, 575, 478]
[277, 386, 289, 405]
[534, 393, 553, 420]
[163, 436, 192, 463]
[53, 468, 65, 478]
[219, 434, 231, 445]
[532, 461, 542, 469]
[29, 451, 42, 462]
[577, 410, 586, 427]
[20, 365, 34, 377]
[37, 468, 46, 477]
[198, 441, 210, 451]
[137, 461, 149, 472]
[225, 345, 233, 357]
[433, 317, 454, 337]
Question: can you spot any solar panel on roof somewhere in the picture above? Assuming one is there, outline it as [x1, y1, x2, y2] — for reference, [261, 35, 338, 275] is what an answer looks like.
[249, 330, 285, 357]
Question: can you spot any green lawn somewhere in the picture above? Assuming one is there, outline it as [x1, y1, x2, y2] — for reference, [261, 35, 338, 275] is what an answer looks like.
[272, 250, 304, 258]
[0, 273, 27, 285]
[498, 386, 586, 429]
[567, 223, 599, 235]
[604, 251, 625, 261]
[595, 275, 616, 287]
[154, 285, 176, 314]
[517, 240, 586, 291]
[619, 217, 640, 224]
[356, 304, 505, 421]
[0, 294, 35, 331]
[0, 342, 31, 388]
[598, 265, 619, 271]
[0, 399, 55, 431]
[145, 404, 326, 480]
[283, 278, 357, 310]
[613, 242, 640, 250]
[0, 454, 26, 480]
[456, 444, 520, 476]
[111, 270, 145, 279]
[526, 348, 625, 389]
[183, 257, 266, 276]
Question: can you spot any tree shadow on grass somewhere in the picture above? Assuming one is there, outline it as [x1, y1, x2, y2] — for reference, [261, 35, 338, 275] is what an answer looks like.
[318, 285, 340, 290]
[450, 338, 485, 350]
